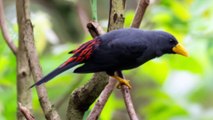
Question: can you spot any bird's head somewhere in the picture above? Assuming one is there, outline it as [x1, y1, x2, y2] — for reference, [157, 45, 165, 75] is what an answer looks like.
[153, 31, 188, 57]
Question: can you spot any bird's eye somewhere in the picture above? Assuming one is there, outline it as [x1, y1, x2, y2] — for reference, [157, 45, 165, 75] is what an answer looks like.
[169, 39, 176, 44]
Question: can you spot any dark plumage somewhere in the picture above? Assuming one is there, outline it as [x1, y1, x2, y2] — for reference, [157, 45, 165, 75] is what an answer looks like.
[30, 28, 188, 88]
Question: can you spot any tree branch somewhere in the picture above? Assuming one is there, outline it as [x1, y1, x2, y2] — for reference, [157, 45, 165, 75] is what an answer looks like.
[0, 0, 17, 55]
[87, 78, 117, 120]
[87, 21, 105, 37]
[16, 0, 33, 119]
[24, 21, 61, 118]
[131, 0, 150, 28]
[16, 0, 61, 119]
[18, 103, 35, 120]
[66, 72, 109, 120]
[107, 0, 125, 32]
[121, 86, 138, 120]
[116, 71, 139, 120]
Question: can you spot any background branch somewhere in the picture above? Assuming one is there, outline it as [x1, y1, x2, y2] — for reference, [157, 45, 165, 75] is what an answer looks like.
[107, 0, 125, 32]
[16, 0, 61, 119]
[131, 0, 150, 28]
[0, 0, 17, 55]
[16, 0, 33, 119]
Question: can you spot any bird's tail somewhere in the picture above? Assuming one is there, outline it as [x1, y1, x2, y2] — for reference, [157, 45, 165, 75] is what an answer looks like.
[29, 60, 80, 88]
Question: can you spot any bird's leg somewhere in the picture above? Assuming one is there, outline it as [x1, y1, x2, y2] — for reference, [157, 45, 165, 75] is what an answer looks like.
[111, 75, 132, 89]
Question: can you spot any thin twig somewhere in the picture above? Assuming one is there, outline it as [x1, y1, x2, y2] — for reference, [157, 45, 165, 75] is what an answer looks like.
[18, 103, 35, 120]
[131, 0, 150, 28]
[121, 86, 139, 120]
[0, 0, 17, 55]
[117, 71, 139, 120]
[87, 78, 117, 120]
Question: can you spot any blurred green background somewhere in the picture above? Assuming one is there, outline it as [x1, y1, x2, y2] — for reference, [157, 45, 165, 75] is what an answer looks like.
[1, 0, 213, 120]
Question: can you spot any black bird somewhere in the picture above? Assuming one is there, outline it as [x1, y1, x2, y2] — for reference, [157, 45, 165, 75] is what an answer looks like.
[30, 28, 188, 89]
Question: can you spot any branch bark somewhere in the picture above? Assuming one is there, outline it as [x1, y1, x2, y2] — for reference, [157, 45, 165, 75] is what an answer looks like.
[131, 0, 150, 28]
[18, 103, 35, 120]
[107, 0, 125, 32]
[121, 86, 138, 120]
[87, 78, 117, 120]
[0, 0, 17, 55]
[16, 0, 33, 119]
[16, 0, 61, 119]
[66, 72, 108, 120]
[87, 21, 105, 37]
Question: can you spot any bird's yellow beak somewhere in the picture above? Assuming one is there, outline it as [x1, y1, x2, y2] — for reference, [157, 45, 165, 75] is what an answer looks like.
[172, 43, 188, 57]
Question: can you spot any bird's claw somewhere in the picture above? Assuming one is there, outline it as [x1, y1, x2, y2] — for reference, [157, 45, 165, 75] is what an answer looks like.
[116, 79, 132, 89]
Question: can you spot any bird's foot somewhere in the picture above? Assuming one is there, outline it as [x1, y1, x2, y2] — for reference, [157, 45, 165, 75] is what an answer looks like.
[116, 80, 131, 89]
[111, 75, 132, 89]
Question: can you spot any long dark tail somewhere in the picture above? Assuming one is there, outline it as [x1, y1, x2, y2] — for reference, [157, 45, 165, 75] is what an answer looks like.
[29, 62, 79, 88]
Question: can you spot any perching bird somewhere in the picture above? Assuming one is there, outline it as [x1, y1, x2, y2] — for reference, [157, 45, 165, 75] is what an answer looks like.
[30, 28, 188, 89]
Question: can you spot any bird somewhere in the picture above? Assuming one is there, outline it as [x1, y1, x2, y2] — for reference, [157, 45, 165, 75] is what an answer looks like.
[30, 28, 188, 89]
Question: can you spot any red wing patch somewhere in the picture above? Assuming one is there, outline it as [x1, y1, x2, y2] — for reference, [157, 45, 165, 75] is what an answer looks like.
[73, 38, 101, 62]
[60, 38, 101, 68]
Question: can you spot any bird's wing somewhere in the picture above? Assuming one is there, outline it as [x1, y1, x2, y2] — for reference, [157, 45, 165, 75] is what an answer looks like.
[67, 38, 101, 63]
[74, 38, 147, 73]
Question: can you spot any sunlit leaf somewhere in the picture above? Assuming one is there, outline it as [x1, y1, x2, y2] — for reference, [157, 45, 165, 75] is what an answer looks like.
[139, 60, 170, 84]
[170, 1, 191, 21]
